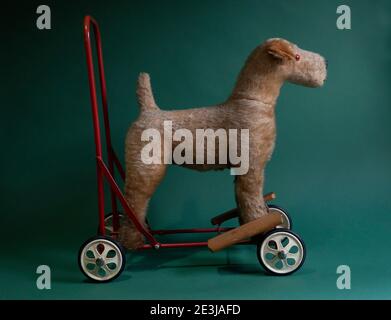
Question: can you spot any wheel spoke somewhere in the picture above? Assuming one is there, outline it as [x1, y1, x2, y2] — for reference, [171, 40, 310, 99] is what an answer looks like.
[273, 235, 284, 251]
[105, 257, 119, 265]
[281, 259, 290, 270]
[88, 264, 100, 277]
[266, 237, 281, 252]
[83, 256, 96, 263]
[287, 248, 300, 258]
[285, 252, 294, 260]
[91, 244, 102, 258]
[101, 244, 111, 258]
[102, 264, 113, 275]
[284, 242, 295, 253]
[264, 246, 278, 255]
[269, 256, 279, 267]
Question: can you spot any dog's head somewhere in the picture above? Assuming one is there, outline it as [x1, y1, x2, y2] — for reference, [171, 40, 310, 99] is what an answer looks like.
[262, 38, 327, 87]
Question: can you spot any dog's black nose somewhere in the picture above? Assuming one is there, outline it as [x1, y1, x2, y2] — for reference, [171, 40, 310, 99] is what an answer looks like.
[325, 59, 329, 69]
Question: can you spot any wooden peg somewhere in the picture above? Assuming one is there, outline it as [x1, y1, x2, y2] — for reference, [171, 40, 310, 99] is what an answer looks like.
[263, 192, 276, 202]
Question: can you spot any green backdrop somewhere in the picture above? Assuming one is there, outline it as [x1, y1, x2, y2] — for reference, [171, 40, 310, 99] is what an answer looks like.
[1, 0, 391, 299]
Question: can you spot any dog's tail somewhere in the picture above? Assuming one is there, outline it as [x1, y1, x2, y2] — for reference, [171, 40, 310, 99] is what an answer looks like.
[137, 72, 159, 112]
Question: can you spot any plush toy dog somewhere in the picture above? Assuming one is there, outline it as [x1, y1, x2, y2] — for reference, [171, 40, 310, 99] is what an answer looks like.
[119, 38, 327, 249]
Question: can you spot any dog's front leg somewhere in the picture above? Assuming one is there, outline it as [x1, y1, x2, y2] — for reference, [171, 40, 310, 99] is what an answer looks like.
[234, 167, 268, 224]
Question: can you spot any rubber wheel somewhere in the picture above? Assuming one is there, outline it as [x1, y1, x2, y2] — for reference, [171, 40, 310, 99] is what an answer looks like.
[100, 213, 125, 235]
[100, 213, 151, 235]
[267, 204, 292, 230]
[257, 229, 306, 276]
[78, 235, 126, 282]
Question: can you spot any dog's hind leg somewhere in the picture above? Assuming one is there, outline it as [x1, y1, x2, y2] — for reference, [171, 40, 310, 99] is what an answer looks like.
[234, 167, 268, 224]
[120, 160, 167, 250]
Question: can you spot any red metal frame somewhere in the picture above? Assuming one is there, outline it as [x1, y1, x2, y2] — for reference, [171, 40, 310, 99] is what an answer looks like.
[83, 15, 242, 250]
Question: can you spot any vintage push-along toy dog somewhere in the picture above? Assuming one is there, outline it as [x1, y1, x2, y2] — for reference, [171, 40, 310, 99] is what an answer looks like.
[78, 16, 327, 282]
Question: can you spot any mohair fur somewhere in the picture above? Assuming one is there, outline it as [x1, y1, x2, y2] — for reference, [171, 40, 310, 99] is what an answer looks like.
[119, 38, 327, 249]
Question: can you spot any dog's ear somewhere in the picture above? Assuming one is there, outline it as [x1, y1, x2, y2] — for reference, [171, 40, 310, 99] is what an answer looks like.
[265, 40, 295, 61]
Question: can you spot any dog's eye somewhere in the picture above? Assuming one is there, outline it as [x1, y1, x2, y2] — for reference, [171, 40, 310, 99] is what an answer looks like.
[295, 54, 300, 61]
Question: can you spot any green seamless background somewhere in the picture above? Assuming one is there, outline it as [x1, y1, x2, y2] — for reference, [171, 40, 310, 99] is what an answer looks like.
[1, 0, 390, 299]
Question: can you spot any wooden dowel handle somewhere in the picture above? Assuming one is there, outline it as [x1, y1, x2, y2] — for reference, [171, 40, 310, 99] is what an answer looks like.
[208, 212, 283, 252]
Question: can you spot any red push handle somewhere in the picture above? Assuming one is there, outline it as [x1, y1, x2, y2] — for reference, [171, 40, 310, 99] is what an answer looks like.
[83, 16, 119, 234]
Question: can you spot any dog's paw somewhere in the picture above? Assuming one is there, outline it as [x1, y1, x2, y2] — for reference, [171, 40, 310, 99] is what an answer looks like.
[118, 219, 145, 250]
